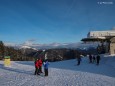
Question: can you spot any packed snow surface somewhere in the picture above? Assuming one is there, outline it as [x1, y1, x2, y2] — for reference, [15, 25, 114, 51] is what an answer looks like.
[0, 55, 115, 86]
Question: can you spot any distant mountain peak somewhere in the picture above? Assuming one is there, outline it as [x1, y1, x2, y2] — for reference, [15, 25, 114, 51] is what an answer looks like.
[4, 42, 99, 50]
[21, 45, 31, 49]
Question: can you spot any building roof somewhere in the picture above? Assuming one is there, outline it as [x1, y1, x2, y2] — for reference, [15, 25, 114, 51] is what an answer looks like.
[81, 37, 106, 42]
[82, 30, 115, 42]
[87, 30, 115, 38]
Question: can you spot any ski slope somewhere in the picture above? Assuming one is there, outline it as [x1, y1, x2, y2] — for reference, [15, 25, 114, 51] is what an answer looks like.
[0, 55, 115, 86]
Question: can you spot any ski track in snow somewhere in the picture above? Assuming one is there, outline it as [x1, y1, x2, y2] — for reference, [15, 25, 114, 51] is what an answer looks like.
[0, 56, 115, 86]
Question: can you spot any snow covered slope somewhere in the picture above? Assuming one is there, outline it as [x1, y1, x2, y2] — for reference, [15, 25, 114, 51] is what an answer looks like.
[0, 56, 115, 86]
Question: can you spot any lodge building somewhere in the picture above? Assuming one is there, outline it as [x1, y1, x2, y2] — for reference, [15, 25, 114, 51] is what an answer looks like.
[81, 30, 115, 55]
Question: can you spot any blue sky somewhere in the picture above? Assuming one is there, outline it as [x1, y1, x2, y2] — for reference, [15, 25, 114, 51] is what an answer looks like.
[0, 0, 115, 44]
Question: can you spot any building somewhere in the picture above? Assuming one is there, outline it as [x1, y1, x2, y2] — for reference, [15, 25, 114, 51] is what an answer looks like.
[110, 37, 115, 54]
[87, 30, 115, 38]
[81, 30, 115, 55]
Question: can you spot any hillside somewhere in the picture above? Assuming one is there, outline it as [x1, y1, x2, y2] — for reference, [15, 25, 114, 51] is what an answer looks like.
[0, 55, 115, 86]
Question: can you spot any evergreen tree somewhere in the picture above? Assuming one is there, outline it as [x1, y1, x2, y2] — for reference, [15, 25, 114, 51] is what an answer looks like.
[0, 41, 4, 60]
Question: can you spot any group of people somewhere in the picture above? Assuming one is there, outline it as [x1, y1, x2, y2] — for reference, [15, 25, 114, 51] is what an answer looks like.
[35, 54, 100, 76]
[34, 58, 49, 76]
[89, 54, 101, 65]
[77, 54, 101, 65]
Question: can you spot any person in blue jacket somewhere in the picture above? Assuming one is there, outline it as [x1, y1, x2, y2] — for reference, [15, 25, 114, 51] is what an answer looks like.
[43, 60, 49, 76]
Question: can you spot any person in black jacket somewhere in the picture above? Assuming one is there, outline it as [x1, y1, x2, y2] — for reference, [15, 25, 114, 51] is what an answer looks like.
[89, 54, 92, 63]
[92, 55, 96, 63]
[96, 55, 101, 65]
[77, 55, 82, 65]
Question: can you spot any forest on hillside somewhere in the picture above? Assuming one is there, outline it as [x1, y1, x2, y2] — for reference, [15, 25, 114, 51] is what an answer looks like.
[0, 41, 101, 61]
[0, 41, 27, 60]
[0, 41, 82, 61]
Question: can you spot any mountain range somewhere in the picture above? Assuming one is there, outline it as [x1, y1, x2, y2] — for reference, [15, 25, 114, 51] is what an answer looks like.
[4, 42, 100, 50]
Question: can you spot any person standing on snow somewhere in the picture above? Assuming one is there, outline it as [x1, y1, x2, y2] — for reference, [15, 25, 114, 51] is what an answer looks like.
[92, 55, 96, 63]
[89, 54, 92, 63]
[77, 55, 81, 65]
[96, 54, 101, 65]
[38, 58, 43, 73]
[43, 60, 49, 76]
[34, 59, 40, 75]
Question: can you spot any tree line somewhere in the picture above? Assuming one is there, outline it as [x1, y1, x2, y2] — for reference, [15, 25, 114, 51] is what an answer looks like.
[0, 41, 34, 61]
[0, 40, 97, 61]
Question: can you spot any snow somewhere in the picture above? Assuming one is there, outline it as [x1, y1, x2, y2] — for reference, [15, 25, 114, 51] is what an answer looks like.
[21, 45, 31, 49]
[0, 55, 115, 86]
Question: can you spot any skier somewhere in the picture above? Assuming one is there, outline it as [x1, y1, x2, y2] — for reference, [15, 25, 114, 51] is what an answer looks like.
[34, 59, 40, 75]
[96, 54, 101, 65]
[38, 58, 43, 73]
[89, 54, 92, 63]
[92, 55, 96, 63]
[43, 60, 49, 76]
[77, 55, 81, 65]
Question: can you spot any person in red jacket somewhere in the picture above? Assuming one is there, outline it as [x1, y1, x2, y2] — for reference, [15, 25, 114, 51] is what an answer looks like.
[38, 58, 43, 73]
[34, 59, 40, 75]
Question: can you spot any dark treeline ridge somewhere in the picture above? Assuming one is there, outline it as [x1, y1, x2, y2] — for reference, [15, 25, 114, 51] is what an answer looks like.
[0, 41, 99, 61]
[0, 41, 34, 61]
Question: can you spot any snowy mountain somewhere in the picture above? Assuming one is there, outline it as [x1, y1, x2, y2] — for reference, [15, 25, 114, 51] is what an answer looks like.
[0, 55, 115, 86]
[4, 42, 99, 50]
[21, 45, 31, 49]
